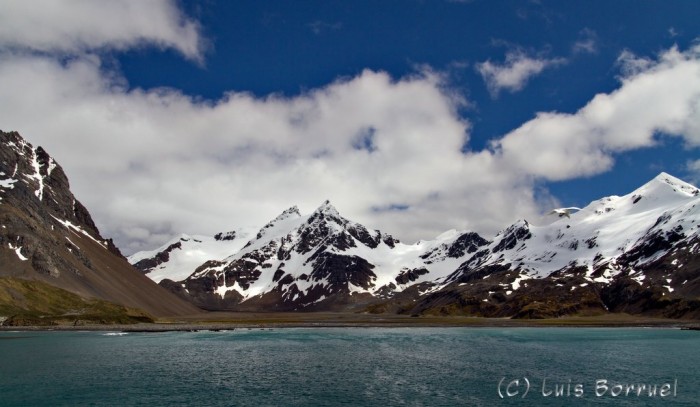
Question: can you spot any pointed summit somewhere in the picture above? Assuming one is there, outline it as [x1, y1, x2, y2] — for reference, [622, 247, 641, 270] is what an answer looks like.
[651, 172, 698, 195]
[630, 172, 699, 202]
[313, 199, 340, 217]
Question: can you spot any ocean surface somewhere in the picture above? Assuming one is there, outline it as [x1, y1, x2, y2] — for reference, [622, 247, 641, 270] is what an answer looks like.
[0, 327, 698, 406]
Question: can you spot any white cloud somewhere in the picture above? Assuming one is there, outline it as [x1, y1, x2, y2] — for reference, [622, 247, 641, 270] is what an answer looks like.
[616, 49, 655, 78]
[476, 50, 566, 97]
[0, 0, 202, 60]
[494, 44, 700, 181]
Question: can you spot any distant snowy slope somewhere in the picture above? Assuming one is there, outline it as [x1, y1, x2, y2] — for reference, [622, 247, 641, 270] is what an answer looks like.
[448, 172, 700, 284]
[129, 229, 255, 283]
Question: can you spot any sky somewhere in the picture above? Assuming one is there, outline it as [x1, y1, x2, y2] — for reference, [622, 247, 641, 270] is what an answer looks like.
[1, 0, 699, 255]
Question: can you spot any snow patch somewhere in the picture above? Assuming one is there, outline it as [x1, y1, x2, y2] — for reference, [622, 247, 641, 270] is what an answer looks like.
[0, 178, 17, 189]
[511, 273, 532, 291]
[51, 216, 107, 249]
[0, 177, 17, 202]
[27, 148, 45, 201]
[631, 273, 645, 285]
[8, 243, 28, 261]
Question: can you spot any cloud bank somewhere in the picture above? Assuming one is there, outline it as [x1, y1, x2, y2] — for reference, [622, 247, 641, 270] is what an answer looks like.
[1, 3, 700, 255]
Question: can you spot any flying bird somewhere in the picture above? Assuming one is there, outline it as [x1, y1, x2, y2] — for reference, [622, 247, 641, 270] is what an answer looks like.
[548, 207, 581, 218]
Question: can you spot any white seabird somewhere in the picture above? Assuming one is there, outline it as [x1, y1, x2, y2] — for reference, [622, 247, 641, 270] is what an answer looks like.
[548, 207, 581, 218]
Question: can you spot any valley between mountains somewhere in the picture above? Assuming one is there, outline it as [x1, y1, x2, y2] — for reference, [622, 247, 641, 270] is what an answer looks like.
[2, 129, 700, 325]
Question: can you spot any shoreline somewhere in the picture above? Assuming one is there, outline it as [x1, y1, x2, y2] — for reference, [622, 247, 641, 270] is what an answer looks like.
[1, 312, 699, 332]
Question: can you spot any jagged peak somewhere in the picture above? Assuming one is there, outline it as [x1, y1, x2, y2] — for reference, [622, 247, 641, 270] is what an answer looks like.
[1, 130, 28, 147]
[312, 199, 340, 217]
[310, 200, 343, 223]
[276, 205, 302, 220]
[305, 200, 347, 232]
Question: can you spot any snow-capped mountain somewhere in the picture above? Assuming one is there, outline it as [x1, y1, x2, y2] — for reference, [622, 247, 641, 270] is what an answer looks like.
[134, 200, 487, 310]
[133, 172, 700, 318]
[412, 172, 700, 318]
[448, 172, 699, 282]
[0, 130, 198, 318]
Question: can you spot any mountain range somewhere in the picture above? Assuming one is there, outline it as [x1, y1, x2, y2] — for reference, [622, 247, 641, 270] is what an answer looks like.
[131, 171, 700, 318]
[2, 129, 698, 321]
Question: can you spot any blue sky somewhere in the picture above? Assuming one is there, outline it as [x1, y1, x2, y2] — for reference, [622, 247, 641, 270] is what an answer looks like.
[0, 1, 699, 253]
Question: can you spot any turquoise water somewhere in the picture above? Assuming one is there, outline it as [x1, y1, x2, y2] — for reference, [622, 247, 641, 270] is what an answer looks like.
[0, 328, 698, 406]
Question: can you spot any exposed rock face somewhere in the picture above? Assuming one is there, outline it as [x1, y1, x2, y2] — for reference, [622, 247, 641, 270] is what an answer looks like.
[134, 172, 700, 318]
[0, 130, 199, 317]
[132, 241, 183, 273]
[172, 201, 405, 311]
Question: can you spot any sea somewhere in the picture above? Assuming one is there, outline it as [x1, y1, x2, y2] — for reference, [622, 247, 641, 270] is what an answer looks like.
[0, 327, 698, 406]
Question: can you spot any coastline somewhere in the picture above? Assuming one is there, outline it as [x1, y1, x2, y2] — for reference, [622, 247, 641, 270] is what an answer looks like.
[1, 312, 699, 332]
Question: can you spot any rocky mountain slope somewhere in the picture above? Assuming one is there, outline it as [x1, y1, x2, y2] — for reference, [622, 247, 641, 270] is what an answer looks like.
[410, 172, 700, 318]
[0, 130, 199, 319]
[132, 172, 700, 318]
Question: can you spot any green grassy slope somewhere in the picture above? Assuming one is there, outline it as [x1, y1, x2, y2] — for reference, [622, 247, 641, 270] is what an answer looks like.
[0, 277, 154, 326]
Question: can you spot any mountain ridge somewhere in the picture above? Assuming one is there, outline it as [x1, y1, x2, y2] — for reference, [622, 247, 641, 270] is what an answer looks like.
[132, 171, 700, 318]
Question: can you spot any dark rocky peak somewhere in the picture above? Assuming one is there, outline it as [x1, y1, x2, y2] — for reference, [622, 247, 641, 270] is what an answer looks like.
[314, 199, 339, 216]
[420, 230, 489, 263]
[306, 200, 343, 226]
[301, 200, 391, 251]
[492, 220, 532, 253]
[447, 232, 490, 258]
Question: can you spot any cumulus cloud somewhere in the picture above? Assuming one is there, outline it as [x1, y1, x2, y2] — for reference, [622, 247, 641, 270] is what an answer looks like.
[476, 50, 566, 97]
[493, 44, 700, 181]
[0, 0, 203, 60]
